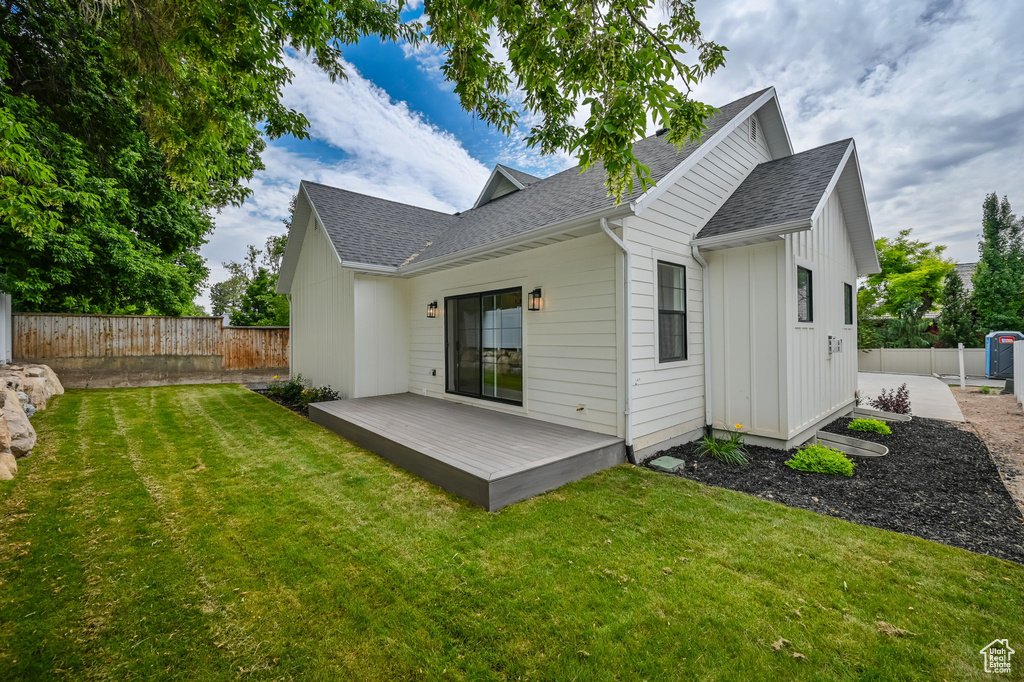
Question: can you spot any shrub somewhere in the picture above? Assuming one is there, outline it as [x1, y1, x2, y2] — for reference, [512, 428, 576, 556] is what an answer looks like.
[979, 386, 993, 395]
[868, 383, 911, 414]
[267, 374, 309, 403]
[848, 418, 892, 435]
[698, 424, 749, 465]
[785, 443, 855, 477]
[300, 385, 340, 406]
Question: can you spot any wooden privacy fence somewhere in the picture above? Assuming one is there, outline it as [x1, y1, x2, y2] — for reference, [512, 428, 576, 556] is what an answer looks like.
[12, 313, 288, 387]
[857, 347, 986, 376]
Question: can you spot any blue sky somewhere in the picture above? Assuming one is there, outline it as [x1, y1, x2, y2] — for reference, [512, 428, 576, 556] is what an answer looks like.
[201, 0, 1024, 308]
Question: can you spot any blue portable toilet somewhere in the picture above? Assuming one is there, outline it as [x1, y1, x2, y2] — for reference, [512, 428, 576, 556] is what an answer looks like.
[985, 331, 1023, 378]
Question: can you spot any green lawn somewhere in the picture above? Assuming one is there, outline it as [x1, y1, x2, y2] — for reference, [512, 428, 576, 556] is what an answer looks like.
[1, 385, 1022, 680]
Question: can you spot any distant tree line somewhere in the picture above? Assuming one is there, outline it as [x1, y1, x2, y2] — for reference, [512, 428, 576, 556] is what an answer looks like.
[859, 193, 1024, 348]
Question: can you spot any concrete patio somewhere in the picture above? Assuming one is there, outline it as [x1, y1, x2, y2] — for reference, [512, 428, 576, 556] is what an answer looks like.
[858, 372, 964, 421]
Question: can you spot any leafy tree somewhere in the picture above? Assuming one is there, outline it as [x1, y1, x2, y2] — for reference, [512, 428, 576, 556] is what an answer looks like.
[229, 268, 289, 327]
[937, 269, 976, 347]
[856, 288, 883, 349]
[883, 300, 932, 348]
[211, 235, 289, 325]
[972, 193, 1024, 334]
[861, 229, 955, 320]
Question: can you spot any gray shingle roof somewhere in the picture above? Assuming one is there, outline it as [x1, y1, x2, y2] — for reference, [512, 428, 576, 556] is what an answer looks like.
[697, 139, 852, 240]
[303, 88, 771, 268]
[300, 181, 457, 267]
[955, 262, 977, 294]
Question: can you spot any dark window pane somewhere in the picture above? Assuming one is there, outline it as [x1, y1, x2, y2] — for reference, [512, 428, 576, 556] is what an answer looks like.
[659, 312, 686, 361]
[844, 283, 854, 325]
[797, 267, 813, 323]
[657, 261, 687, 361]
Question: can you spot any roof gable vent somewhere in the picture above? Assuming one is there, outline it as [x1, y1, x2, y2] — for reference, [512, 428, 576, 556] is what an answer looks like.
[749, 117, 758, 144]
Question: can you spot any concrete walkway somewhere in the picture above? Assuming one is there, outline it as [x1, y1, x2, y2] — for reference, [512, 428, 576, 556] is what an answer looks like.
[858, 372, 965, 422]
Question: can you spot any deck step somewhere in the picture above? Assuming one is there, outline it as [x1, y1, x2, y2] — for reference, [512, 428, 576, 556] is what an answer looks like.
[815, 431, 888, 458]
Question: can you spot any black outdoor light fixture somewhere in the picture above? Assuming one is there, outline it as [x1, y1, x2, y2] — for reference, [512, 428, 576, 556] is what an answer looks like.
[426, 301, 438, 318]
[528, 288, 542, 311]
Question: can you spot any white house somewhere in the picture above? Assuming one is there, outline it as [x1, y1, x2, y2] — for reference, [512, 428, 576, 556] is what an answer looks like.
[277, 87, 880, 468]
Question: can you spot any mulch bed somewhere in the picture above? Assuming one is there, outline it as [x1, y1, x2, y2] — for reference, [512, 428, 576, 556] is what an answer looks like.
[251, 388, 310, 417]
[646, 416, 1024, 564]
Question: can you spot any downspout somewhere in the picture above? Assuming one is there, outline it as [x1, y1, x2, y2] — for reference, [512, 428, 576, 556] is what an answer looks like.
[691, 244, 713, 433]
[600, 218, 636, 464]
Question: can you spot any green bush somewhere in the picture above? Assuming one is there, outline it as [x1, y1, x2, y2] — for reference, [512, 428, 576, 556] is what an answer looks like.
[979, 386, 993, 395]
[785, 444, 855, 477]
[848, 418, 892, 435]
[266, 374, 309, 403]
[697, 429, 749, 465]
[300, 385, 340, 406]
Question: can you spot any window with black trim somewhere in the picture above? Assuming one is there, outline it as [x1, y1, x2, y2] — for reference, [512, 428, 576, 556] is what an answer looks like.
[658, 261, 687, 362]
[844, 283, 854, 325]
[797, 267, 813, 323]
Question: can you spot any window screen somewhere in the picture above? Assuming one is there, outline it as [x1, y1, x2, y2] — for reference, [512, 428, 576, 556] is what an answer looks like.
[797, 267, 813, 323]
[658, 261, 687, 362]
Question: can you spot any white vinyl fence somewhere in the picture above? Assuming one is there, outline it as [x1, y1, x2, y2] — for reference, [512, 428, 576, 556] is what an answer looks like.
[858, 347, 986, 376]
[1015, 341, 1023, 406]
[0, 292, 11, 365]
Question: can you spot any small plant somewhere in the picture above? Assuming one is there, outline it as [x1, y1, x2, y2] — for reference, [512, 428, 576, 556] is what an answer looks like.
[785, 443, 855, 477]
[848, 418, 892, 435]
[978, 386, 993, 395]
[868, 383, 911, 414]
[698, 424, 749, 465]
[267, 373, 309, 403]
[300, 385, 340, 406]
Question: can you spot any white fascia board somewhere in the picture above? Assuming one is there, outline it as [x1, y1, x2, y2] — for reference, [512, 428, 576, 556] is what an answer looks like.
[472, 165, 526, 209]
[846, 144, 882, 274]
[632, 88, 785, 216]
[399, 204, 634, 275]
[275, 183, 326, 294]
[809, 141, 855, 223]
[761, 94, 795, 159]
[340, 261, 399, 274]
[691, 219, 812, 250]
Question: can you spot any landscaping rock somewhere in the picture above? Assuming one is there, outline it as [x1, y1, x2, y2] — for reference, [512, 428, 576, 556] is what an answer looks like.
[0, 414, 10, 451]
[21, 377, 49, 411]
[24, 367, 43, 378]
[2, 387, 36, 457]
[0, 451, 16, 478]
[23, 364, 64, 397]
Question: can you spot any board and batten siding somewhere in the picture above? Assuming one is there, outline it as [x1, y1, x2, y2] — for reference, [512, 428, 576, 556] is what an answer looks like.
[626, 114, 773, 452]
[289, 213, 356, 397]
[784, 190, 859, 435]
[706, 241, 788, 438]
[353, 275, 409, 397]
[406, 233, 622, 436]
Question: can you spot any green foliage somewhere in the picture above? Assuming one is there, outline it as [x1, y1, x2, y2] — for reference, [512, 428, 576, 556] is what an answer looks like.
[229, 268, 289, 327]
[300, 385, 341, 406]
[848, 419, 892, 435]
[937, 269, 978, 348]
[972, 193, 1024, 335]
[883, 300, 933, 349]
[862, 229, 955, 319]
[212, 235, 290, 326]
[978, 386, 993, 395]
[267, 374, 308, 403]
[697, 427, 749, 465]
[785, 444, 855, 477]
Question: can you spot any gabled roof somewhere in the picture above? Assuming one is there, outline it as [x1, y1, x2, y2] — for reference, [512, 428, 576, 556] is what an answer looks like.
[278, 86, 794, 289]
[694, 139, 881, 274]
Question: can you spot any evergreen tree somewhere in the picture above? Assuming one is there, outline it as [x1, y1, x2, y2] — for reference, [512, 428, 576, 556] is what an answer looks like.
[937, 269, 976, 347]
[972, 193, 1024, 334]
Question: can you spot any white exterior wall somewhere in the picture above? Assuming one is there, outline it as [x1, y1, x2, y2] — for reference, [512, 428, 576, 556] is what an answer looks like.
[0, 292, 11, 364]
[784, 191, 859, 434]
[353, 275, 409, 397]
[627, 115, 773, 451]
[706, 242, 788, 439]
[289, 214, 356, 397]
[406, 233, 622, 436]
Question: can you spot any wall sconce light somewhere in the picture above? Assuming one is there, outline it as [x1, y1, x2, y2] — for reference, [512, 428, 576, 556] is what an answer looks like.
[528, 288, 542, 311]
[426, 301, 438, 318]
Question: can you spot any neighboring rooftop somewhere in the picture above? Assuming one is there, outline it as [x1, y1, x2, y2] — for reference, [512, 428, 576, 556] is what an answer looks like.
[301, 87, 774, 269]
[955, 261, 978, 294]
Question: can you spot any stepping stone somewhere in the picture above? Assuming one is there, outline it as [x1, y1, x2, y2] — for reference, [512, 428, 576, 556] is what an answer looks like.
[648, 456, 686, 473]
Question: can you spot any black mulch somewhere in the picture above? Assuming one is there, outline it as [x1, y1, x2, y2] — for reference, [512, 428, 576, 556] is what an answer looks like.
[646, 416, 1024, 564]
[251, 388, 309, 417]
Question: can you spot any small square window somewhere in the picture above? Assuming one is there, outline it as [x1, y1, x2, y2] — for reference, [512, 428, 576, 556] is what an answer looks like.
[844, 283, 854, 325]
[797, 267, 813, 323]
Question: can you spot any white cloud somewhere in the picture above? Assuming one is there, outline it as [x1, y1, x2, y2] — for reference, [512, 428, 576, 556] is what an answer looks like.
[200, 54, 491, 309]
[687, 0, 1024, 263]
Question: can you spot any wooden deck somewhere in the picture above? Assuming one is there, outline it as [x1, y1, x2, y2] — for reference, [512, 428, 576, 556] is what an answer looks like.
[309, 393, 626, 511]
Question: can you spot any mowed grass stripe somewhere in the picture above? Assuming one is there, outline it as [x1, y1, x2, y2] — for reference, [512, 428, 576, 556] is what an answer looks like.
[1, 385, 1021, 680]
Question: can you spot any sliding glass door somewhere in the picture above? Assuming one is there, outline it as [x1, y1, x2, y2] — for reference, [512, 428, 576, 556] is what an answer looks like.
[446, 288, 523, 404]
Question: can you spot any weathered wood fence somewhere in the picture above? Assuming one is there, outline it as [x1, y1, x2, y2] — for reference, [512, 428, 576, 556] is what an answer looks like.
[857, 347, 986, 376]
[12, 313, 289, 387]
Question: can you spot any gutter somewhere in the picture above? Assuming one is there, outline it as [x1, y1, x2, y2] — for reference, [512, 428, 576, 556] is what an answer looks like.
[691, 244, 713, 432]
[691, 219, 812, 250]
[600, 218, 636, 464]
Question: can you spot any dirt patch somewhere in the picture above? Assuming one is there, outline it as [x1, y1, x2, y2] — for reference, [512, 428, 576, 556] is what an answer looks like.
[952, 387, 1024, 516]
[646, 416, 1024, 564]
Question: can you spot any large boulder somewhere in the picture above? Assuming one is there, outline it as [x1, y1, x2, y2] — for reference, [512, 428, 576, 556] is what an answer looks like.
[21, 376, 49, 411]
[0, 451, 16, 479]
[0, 413, 10, 452]
[2, 387, 36, 457]
[23, 364, 64, 397]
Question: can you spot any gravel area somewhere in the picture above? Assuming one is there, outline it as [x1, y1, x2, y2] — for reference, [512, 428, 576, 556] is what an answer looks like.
[646, 416, 1024, 564]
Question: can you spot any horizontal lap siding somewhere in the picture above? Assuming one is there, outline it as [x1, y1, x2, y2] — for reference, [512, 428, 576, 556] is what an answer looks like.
[290, 215, 355, 397]
[628, 116, 773, 450]
[406, 233, 621, 436]
[786, 191, 859, 434]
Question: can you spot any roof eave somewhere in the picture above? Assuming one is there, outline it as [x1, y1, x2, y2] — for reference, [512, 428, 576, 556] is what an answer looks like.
[692, 219, 813, 251]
